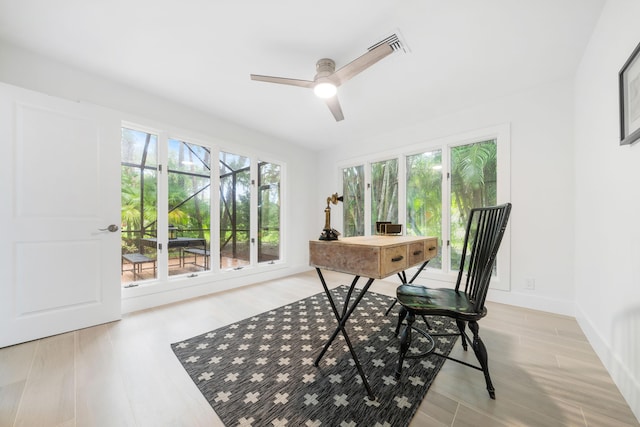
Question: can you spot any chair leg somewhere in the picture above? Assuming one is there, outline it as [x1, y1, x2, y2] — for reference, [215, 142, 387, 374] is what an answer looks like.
[468, 321, 495, 399]
[455, 319, 468, 351]
[395, 306, 407, 335]
[395, 311, 415, 379]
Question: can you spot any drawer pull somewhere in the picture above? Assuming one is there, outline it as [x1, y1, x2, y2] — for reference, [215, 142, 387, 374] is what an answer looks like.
[391, 255, 404, 262]
[412, 250, 423, 256]
[428, 246, 436, 251]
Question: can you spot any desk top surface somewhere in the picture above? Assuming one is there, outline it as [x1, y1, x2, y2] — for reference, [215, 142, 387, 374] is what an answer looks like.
[310, 235, 434, 248]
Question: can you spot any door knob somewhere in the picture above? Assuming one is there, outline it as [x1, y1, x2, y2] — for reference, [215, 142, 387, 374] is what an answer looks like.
[99, 224, 119, 232]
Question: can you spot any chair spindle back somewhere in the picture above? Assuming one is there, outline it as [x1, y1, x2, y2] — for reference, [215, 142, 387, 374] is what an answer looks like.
[454, 203, 512, 312]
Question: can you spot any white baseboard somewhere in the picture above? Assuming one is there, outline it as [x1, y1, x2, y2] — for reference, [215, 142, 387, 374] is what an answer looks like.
[121, 264, 310, 313]
[575, 304, 640, 423]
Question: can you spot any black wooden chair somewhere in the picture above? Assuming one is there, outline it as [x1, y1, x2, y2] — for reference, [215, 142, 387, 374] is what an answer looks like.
[394, 203, 511, 399]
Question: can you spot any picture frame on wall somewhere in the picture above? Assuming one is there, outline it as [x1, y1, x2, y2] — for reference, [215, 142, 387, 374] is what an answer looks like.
[619, 41, 640, 146]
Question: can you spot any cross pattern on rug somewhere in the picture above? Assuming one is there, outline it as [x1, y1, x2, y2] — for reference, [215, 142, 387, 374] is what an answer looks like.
[172, 286, 458, 427]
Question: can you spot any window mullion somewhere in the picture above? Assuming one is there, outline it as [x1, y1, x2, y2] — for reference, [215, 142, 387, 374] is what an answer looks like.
[250, 157, 258, 266]
[364, 162, 372, 236]
[442, 146, 452, 275]
[211, 147, 221, 273]
[397, 155, 406, 236]
[157, 131, 170, 281]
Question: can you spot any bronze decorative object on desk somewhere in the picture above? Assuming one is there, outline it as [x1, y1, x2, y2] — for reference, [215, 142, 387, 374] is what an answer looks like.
[319, 193, 343, 240]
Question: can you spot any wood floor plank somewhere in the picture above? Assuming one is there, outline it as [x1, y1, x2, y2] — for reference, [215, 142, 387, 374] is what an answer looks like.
[417, 389, 459, 425]
[75, 324, 138, 427]
[0, 340, 37, 387]
[0, 380, 25, 426]
[452, 403, 511, 427]
[13, 333, 75, 427]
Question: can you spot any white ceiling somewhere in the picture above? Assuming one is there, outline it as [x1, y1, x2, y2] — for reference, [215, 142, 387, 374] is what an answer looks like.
[0, 0, 605, 151]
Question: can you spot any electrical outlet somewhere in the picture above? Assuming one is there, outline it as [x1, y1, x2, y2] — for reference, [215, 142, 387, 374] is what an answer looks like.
[525, 277, 535, 290]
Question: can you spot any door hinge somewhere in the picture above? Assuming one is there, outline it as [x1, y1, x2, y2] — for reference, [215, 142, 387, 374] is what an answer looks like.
[446, 240, 450, 246]
[159, 243, 163, 251]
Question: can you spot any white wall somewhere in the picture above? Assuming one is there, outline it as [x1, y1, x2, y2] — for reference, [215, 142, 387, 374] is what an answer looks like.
[0, 41, 319, 311]
[574, 0, 640, 419]
[316, 76, 578, 315]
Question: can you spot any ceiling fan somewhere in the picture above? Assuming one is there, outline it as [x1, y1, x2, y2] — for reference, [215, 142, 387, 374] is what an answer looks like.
[250, 42, 395, 121]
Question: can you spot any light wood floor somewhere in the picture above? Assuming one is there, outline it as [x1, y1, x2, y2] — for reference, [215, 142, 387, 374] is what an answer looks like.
[1, 270, 638, 427]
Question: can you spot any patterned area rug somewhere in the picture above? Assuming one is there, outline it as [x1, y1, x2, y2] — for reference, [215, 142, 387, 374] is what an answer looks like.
[171, 285, 458, 427]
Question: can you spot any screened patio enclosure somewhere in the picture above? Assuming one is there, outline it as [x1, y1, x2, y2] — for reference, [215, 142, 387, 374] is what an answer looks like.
[121, 128, 281, 285]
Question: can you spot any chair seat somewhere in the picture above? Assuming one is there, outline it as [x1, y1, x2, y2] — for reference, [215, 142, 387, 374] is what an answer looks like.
[396, 284, 486, 321]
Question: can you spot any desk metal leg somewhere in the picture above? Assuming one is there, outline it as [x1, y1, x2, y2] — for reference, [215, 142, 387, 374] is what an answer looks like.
[314, 273, 360, 362]
[314, 268, 376, 400]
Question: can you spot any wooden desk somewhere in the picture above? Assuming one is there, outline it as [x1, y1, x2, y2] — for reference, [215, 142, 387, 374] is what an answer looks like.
[309, 235, 438, 399]
[310, 235, 437, 279]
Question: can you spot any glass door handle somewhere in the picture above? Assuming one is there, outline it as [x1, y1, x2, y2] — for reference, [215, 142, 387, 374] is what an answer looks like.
[99, 224, 119, 232]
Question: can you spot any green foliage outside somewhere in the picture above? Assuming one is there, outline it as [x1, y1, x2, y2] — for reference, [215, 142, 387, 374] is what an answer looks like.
[450, 141, 497, 268]
[121, 128, 159, 255]
[370, 158, 399, 234]
[342, 165, 364, 237]
[406, 150, 443, 268]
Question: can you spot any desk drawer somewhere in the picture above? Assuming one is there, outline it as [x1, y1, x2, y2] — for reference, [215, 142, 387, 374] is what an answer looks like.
[380, 245, 407, 276]
[408, 241, 426, 265]
[408, 239, 438, 265]
[425, 239, 438, 260]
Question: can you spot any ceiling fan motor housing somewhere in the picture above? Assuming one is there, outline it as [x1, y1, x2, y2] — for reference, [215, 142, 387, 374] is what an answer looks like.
[314, 58, 336, 80]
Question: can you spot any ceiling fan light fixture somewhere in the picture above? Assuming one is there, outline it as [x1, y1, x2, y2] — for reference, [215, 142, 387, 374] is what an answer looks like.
[314, 82, 337, 98]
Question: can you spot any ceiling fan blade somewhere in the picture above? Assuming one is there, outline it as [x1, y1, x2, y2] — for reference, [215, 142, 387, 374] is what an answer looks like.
[250, 74, 314, 88]
[325, 95, 344, 122]
[330, 43, 394, 85]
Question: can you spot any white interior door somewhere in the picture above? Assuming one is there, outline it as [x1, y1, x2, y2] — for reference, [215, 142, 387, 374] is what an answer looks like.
[0, 83, 122, 348]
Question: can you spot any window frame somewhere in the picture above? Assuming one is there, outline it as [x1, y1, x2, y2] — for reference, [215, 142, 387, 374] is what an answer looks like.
[336, 124, 511, 290]
[121, 121, 287, 293]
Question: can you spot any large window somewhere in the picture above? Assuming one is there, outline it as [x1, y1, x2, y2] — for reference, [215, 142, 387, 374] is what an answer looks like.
[342, 165, 364, 237]
[449, 140, 496, 270]
[339, 126, 509, 289]
[121, 128, 158, 282]
[219, 151, 251, 269]
[406, 149, 442, 269]
[258, 162, 281, 263]
[370, 158, 399, 234]
[167, 138, 211, 276]
[121, 126, 284, 286]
